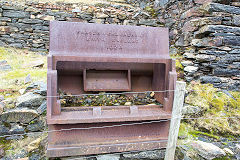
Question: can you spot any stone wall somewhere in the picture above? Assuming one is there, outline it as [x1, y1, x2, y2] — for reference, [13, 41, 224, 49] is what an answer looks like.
[0, 0, 240, 90]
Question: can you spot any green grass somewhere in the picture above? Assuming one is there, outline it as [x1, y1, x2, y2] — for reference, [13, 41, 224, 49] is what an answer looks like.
[0, 47, 47, 91]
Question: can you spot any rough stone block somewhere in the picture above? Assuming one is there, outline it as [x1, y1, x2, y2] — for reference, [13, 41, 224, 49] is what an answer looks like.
[3, 10, 29, 18]
[201, 3, 240, 15]
[223, 36, 240, 46]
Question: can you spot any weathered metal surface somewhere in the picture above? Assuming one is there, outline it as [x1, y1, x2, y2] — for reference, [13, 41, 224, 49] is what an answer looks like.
[47, 21, 176, 158]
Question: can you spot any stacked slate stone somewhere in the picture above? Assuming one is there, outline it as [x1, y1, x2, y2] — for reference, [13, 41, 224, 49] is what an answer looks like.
[161, 1, 240, 91]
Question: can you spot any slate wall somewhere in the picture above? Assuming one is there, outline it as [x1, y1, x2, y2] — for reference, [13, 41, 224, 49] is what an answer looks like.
[0, 0, 239, 90]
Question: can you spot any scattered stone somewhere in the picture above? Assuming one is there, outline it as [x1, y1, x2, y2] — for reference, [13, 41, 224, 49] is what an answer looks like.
[24, 74, 32, 84]
[223, 148, 234, 155]
[19, 89, 25, 95]
[1, 108, 39, 124]
[97, 154, 120, 160]
[24, 60, 44, 68]
[16, 92, 45, 108]
[184, 66, 198, 73]
[122, 150, 165, 159]
[191, 141, 226, 159]
[0, 60, 12, 71]
[25, 82, 47, 96]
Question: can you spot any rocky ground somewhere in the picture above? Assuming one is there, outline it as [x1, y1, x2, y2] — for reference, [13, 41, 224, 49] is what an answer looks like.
[59, 90, 160, 107]
[0, 47, 239, 159]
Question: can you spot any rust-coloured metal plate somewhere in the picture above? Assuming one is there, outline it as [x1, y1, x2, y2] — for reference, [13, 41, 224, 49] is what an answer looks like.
[47, 21, 176, 158]
[84, 69, 131, 91]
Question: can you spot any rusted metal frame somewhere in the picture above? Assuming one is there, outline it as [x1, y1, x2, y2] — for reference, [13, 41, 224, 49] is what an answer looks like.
[47, 120, 170, 157]
[51, 55, 172, 70]
[47, 70, 61, 116]
[47, 139, 168, 158]
[48, 106, 171, 124]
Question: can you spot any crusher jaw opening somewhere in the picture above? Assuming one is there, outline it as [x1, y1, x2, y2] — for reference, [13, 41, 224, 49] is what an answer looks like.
[47, 21, 176, 158]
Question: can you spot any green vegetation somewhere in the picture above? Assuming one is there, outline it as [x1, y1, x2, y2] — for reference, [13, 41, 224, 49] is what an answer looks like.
[0, 47, 47, 92]
[184, 82, 240, 137]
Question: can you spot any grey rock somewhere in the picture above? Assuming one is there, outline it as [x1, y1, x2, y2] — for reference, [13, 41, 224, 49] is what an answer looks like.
[0, 123, 10, 136]
[0, 60, 12, 71]
[154, 0, 169, 7]
[32, 25, 49, 31]
[0, 95, 4, 102]
[202, 3, 240, 15]
[0, 37, 15, 43]
[182, 104, 202, 115]
[24, 74, 32, 84]
[122, 150, 165, 159]
[0, 40, 6, 46]
[200, 76, 221, 83]
[190, 140, 226, 159]
[80, 13, 93, 20]
[27, 117, 46, 132]
[181, 61, 194, 67]
[2, 5, 23, 10]
[1, 108, 39, 124]
[138, 19, 157, 26]
[233, 15, 240, 26]
[22, 18, 43, 24]
[183, 52, 196, 59]
[3, 11, 29, 18]
[28, 60, 44, 68]
[196, 54, 216, 62]
[9, 124, 25, 134]
[214, 68, 240, 76]
[0, 102, 4, 114]
[224, 36, 240, 46]
[25, 82, 47, 96]
[0, 17, 11, 22]
[97, 154, 120, 160]
[196, 25, 240, 37]
[198, 50, 227, 55]
[9, 43, 23, 48]
[37, 100, 46, 114]
[32, 43, 44, 48]
[16, 92, 45, 108]
[230, 49, 240, 54]
[184, 66, 198, 73]
[10, 33, 29, 39]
